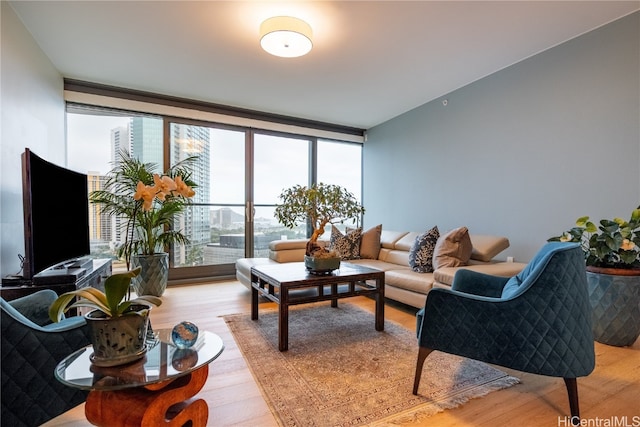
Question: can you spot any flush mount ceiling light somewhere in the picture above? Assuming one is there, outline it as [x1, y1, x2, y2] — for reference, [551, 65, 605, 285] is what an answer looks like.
[260, 16, 313, 58]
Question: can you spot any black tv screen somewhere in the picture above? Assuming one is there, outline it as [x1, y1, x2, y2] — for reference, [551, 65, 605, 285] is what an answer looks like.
[22, 148, 90, 279]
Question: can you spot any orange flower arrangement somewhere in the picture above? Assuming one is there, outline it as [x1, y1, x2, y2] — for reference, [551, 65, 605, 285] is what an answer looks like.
[90, 150, 197, 266]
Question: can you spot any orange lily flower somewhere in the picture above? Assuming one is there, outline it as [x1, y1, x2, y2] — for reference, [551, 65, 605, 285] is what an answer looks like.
[174, 176, 196, 198]
[153, 174, 177, 201]
[133, 181, 156, 211]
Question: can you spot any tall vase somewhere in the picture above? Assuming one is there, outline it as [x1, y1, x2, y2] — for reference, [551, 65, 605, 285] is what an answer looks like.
[131, 253, 169, 297]
[587, 266, 640, 347]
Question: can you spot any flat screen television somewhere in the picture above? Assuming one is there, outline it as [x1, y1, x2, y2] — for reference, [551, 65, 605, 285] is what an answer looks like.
[21, 148, 91, 279]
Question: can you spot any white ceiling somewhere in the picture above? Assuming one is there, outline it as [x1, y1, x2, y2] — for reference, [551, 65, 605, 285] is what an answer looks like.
[9, 1, 639, 129]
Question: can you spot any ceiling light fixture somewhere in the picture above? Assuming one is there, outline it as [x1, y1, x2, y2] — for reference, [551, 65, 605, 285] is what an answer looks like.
[260, 16, 313, 58]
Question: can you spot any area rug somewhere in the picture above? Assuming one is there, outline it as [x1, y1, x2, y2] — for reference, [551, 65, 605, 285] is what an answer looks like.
[223, 303, 519, 426]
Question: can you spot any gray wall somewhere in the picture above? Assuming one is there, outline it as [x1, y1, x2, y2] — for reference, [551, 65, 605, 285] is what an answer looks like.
[1, 2, 65, 278]
[363, 12, 640, 263]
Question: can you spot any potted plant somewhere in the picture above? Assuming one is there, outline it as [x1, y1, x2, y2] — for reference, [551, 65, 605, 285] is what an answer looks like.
[49, 268, 162, 366]
[90, 150, 197, 296]
[274, 183, 365, 273]
[549, 206, 640, 346]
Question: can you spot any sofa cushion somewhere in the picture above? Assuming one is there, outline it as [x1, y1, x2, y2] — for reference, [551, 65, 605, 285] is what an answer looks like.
[469, 235, 510, 262]
[330, 226, 362, 260]
[349, 224, 382, 259]
[385, 269, 435, 294]
[408, 226, 440, 273]
[433, 226, 473, 270]
[348, 259, 408, 272]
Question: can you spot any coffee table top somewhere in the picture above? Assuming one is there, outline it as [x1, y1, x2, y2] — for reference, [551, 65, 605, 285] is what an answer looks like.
[55, 329, 224, 391]
[251, 261, 384, 286]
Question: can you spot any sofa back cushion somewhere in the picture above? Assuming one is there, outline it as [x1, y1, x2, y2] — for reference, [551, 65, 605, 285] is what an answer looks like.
[380, 230, 409, 249]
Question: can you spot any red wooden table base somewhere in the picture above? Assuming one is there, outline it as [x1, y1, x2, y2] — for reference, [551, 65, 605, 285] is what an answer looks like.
[85, 364, 209, 426]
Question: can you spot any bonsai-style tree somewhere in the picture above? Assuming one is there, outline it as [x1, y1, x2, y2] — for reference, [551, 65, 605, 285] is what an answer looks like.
[274, 183, 365, 256]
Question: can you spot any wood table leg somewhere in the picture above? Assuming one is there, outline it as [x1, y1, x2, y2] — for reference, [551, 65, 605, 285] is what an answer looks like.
[85, 364, 210, 426]
[251, 275, 259, 320]
[279, 289, 289, 351]
[375, 277, 385, 331]
[331, 283, 338, 308]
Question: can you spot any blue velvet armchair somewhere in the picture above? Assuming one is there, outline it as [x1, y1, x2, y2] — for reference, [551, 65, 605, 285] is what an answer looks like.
[413, 242, 595, 423]
[1, 289, 92, 427]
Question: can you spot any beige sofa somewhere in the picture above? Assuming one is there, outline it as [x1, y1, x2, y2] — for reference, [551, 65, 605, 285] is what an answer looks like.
[235, 229, 526, 309]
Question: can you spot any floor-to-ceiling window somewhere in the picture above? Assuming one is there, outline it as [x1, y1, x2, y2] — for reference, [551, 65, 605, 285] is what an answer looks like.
[67, 105, 362, 282]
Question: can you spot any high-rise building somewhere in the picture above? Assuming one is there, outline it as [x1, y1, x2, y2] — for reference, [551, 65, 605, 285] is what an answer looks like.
[87, 172, 110, 241]
[111, 125, 130, 164]
[110, 125, 131, 247]
[169, 123, 211, 266]
[130, 117, 162, 168]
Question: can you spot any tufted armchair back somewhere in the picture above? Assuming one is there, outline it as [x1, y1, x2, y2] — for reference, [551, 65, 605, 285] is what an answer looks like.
[413, 242, 595, 422]
[1, 289, 92, 427]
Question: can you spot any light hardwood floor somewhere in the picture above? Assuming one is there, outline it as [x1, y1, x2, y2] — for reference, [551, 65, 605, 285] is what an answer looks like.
[45, 279, 640, 427]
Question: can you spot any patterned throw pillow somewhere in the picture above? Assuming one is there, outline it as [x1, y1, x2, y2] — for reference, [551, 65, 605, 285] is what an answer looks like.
[330, 226, 362, 260]
[409, 226, 440, 273]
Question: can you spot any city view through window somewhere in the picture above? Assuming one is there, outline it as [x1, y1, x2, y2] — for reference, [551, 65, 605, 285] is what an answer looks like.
[67, 112, 362, 275]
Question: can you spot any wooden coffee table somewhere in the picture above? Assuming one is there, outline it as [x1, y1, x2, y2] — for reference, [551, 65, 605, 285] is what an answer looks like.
[251, 262, 385, 351]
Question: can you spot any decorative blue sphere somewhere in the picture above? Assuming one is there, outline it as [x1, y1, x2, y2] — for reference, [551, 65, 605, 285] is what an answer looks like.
[171, 321, 199, 349]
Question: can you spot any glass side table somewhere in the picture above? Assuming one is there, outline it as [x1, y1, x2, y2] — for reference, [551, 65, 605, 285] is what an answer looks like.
[55, 329, 224, 426]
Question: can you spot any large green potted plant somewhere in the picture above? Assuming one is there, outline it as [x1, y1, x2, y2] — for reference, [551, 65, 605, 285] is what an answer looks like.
[274, 183, 365, 273]
[49, 268, 162, 366]
[549, 206, 640, 346]
[90, 150, 197, 296]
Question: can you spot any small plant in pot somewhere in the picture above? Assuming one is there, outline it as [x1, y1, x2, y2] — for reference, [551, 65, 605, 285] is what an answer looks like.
[49, 267, 162, 366]
[274, 183, 365, 274]
[549, 206, 640, 346]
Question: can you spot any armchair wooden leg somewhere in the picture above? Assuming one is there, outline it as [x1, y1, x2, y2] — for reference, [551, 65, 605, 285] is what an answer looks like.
[412, 346, 434, 395]
[563, 377, 580, 425]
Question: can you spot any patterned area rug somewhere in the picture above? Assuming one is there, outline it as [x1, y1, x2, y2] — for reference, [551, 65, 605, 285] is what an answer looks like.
[223, 303, 519, 426]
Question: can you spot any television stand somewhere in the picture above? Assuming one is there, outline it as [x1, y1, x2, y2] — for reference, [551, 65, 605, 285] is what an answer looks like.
[0, 259, 112, 303]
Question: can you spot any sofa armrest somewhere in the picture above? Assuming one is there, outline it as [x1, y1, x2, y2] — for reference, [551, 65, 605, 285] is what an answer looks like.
[451, 269, 510, 298]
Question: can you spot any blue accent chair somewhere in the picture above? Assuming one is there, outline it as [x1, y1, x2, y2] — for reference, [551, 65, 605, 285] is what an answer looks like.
[413, 242, 595, 423]
[1, 289, 92, 427]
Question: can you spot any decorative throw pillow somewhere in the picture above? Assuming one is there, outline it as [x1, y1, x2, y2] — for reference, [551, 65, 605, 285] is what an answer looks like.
[330, 226, 362, 260]
[409, 226, 440, 273]
[433, 226, 473, 270]
[347, 224, 382, 259]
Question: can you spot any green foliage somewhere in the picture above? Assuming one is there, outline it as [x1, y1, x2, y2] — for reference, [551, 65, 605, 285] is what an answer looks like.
[89, 150, 197, 264]
[274, 183, 365, 244]
[49, 267, 162, 322]
[549, 207, 640, 269]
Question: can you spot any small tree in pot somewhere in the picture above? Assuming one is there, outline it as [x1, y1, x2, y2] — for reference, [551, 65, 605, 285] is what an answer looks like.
[274, 183, 365, 262]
